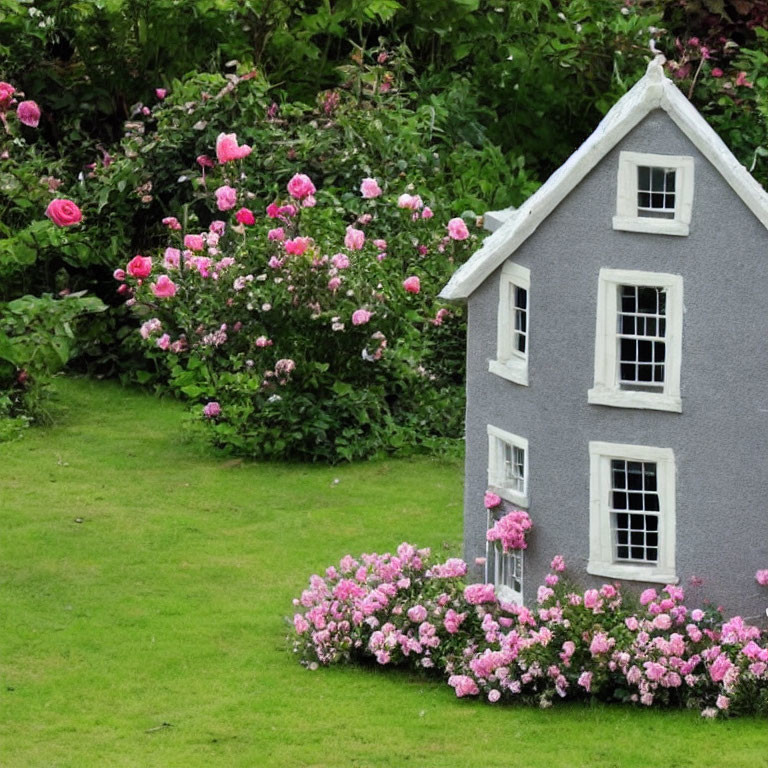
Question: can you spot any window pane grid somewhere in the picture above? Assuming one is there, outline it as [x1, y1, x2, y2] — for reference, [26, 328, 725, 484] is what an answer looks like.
[512, 284, 527, 357]
[637, 166, 676, 219]
[610, 459, 660, 564]
[502, 443, 525, 493]
[487, 536, 523, 595]
[617, 285, 666, 390]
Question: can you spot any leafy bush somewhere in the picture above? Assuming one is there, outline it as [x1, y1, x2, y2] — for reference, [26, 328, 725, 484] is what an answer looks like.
[292, 543, 768, 718]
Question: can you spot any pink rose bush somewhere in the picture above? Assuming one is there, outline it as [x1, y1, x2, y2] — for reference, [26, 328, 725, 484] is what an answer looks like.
[292, 545, 768, 717]
[45, 198, 82, 227]
[115, 149, 476, 460]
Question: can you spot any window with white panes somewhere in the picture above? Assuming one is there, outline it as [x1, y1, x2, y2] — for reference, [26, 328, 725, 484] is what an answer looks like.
[489, 262, 530, 386]
[487, 425, 529, 507]
[485, 508, 524, 605]
[589, 269, 683, 412]
[613, 152, 694, 236]
[588, 441, 676, 584]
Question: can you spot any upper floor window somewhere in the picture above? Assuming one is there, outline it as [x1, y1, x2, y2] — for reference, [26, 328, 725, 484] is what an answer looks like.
[588, 269, 683, 413]
[487, 424, 529, 507]
[489, 262, 530, 386]
[613, 152, 694, 236]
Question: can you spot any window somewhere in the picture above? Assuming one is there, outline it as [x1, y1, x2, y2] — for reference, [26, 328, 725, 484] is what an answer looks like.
[613, 152, 694, 236]
[486, 508, 524, 605]
[589, 269, 683, 412]
[487, 425, 529, 507]
[588, 441, 677, 584]
[489, 262, 530, 386]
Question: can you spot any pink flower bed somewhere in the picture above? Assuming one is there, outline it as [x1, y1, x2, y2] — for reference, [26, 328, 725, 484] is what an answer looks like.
[292, 545, 768, 717]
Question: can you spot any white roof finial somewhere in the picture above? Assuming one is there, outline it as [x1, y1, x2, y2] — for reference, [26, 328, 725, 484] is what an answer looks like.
[646, 54, 667, 81]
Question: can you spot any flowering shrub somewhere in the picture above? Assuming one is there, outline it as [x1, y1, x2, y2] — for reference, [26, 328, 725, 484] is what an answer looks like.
[116, 156, 476, 460]
[293, 546, 768, 717]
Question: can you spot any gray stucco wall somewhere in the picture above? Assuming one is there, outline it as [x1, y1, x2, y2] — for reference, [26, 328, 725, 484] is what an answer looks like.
[464, 109, 768, 619]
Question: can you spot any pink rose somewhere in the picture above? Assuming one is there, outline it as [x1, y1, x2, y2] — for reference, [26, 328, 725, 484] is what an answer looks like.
[45, 198, 82, 227]
[483, 491, 501, 509]
[0, 81, 15, 107]
[756, 569, 768, 586]
[268, 227, 285, 242]
[403, 275, 420, 294]
[215, 132, 252, 163]
[215, 185, 237, 211]
[583, 589, 600, 610]
[331, 253, 350, 269]
[285, 237, 310, 256]
[302, 195, 316, 208]
[344, 226, 365, 250]
[397, 193, 422, 210]
[407, 605, 428, 623]
[577, 671, 592, 692]
[640, 588, 658, 606]
[209, 220, 226, 235]
[17, 100, 40, 128]
[421, 206, 434, 219]
[155, 88, 167, 99]
[113, 268, 126, 281]
[287, 173, 316, 200]
[327, 277, 341, 291]
[184, 234, 205, 252]
[447, 217, 469, 241]
[126, 255, 152, 279]
[236, 207, 255, 225]
[163, 248, 181, 269]
[550, 555, 566, 572]
[266, 202, 280, 218]
[197, 154, 214, 168]
[711, 67, 724, 78]
[156, 333, 171, 350]
[203, 402, 221, 418]
[151, 275, 177, 298]
[360, 177, 382, 199]
[162, 216, 181, 230]
[351, 309, 372, 326]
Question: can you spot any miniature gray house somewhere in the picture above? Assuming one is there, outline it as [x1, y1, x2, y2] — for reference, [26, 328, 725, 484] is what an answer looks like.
[440, 58, 768, 619]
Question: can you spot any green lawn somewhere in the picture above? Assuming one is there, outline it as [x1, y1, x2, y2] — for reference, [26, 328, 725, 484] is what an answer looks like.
[2, 377, 767, 767]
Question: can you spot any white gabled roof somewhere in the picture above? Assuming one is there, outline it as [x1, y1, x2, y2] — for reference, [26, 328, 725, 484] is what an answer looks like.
[440, 57, 768, 300]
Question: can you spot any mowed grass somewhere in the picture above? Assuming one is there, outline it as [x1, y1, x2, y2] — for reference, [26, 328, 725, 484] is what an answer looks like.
[1, 378, 767, 768]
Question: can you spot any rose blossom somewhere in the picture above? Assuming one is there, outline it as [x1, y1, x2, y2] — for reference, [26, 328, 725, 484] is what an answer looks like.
[215, 185, 237, 211]
[351, 309, 373, 326]
[45, 199, 82, 227]
[397, 193, 422, 210]
[203, 402, 221, 418]
[447, 217, 469, 241]
[344, 226, 365, 250]
[155, 88, 167, 99]
[197, 154, 214, 168]
[156, 333, 171, 350]
[268, 227, 285, 242]
[17, 100, 40, 128]
[0, 82, 15, 107]
[484, 491, 501, 509]
[163, 248, 181, 269]
[113, 268, 126, 281]
[287, 173, 316, 200]
[756, 569, 768, 586]
[151, 275, 177, 298]
[403, 276, 420, 294]
[327, 277, 341, 291]
[126, 255, 152, 279]
[215, 132, 252, 163]
[360, 177, 382, 198]
[236, 207, 255, 226]
[162, 216, 181, 230]
[184, 234, 205, 251]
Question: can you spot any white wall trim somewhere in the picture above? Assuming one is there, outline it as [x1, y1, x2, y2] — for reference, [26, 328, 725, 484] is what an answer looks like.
[588, 441, 677, 584]
[491, 261, 530, 387]
[590, 268, 683, 412]
[439, 57, 768, 301]
[487, 424, 529, 508]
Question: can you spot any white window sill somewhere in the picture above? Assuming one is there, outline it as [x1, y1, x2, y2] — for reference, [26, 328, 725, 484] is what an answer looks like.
[489, 358, 528, 386]
[488, 483, 529, 509]
[494, 583, 523, 606]
[612, 216, 689, 237]
[588, 387, 681, 413]
[587, 561, 678, 585]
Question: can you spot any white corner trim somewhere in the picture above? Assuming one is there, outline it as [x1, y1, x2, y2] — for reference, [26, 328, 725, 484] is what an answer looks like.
[591, 268, 683, 412]
[487, 424, 529, 508]
[484, 207, 517, 233]
[588, 440, 677, 584]
[439, 61, 768, 302]
[613, 151, 694, 236]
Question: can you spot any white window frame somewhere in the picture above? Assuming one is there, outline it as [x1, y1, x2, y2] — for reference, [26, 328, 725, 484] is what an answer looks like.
[487, 425, 529, 507]
[485, 509, 524, 606]
[588, 441, 677, 584]
[489, 261, 530, 386]
[613, 151, 694, 236]
[588, 268, 683, 413]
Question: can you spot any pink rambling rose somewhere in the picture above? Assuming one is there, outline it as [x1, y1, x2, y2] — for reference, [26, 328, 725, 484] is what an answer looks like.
[155, 88, 167, 99]
[756, 569, 768, 586]
[151, 275, 177, 298]
[162, 216, 181, 230]
[184, 234, 205, 252]
[327, 277, 341, 291]
[351, 309, 373, 326]
[197, 154, 214, 168]
[640, 588, 658, 606]
[215, 185, 237, 211]
[156, 333, 171, 350]
[583, 589, 601, 610]
[716, 694, 730, 711]
[268, 227, 285, 242]
[577, 671, 593, 692]
[236, 207, 255, 226]
[0, 82, 15, 108]
[550, 554, 566, 572]
[397, 193, 423, 210]
[448, 675, 479, 698]
[45, 198, 82, 227]
[285, 237, 310, 256]
[447, 217, 469, 241]
[17, 100, 40, 128]
[407, 605, 428, 623]
[484, 491, 501, 508]
[344, 226, 365, 250]
[464, 583, 496, 605]
[275, 358, 296, 376]
[403, 275, 420, 294]
[215, 132, 252, 163]
[287, 173, 316, 200]
[209, 220, 226, 235]
[163, 248, 181, 269]
[126, 255, 152, 279]
[331, 253, 350, 269]
[203, 402, 221, 418]
[360, 177, 382, 199]
[652, 614, 672, 631]
[113, 268, 126, 282]
[266, 202, 280, 218]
